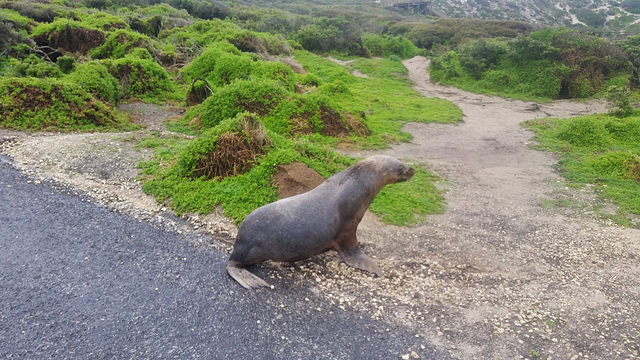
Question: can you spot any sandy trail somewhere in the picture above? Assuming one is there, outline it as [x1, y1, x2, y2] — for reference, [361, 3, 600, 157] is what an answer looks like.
[343, 56, 640, 359]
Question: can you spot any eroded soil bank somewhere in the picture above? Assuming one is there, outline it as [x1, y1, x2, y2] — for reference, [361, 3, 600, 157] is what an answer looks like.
[1, 56, 638, 359]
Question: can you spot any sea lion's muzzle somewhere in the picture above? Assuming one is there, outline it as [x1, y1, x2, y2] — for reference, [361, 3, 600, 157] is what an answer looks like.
[396, 165, 415, 182]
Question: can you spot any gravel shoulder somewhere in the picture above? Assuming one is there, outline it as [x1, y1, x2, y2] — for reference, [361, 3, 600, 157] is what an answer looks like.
[1, 57, 639, 359]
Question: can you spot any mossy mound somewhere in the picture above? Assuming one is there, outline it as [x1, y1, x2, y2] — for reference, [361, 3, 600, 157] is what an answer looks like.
[265, 93, 369, 138]
[64, 61, 119, 104]
[177, 113, 272, 180]
[0, 77, 134, 132]
[106, 54, 176, 101]
[193, 78, 288, 128]
[91, 29, 152, 59]
[33, 23, 106, 55]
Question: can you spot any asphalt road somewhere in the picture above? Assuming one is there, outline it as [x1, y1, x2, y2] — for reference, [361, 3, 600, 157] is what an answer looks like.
[0, 155, 450, 359]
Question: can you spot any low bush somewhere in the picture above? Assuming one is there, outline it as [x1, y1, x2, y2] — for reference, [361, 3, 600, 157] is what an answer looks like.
[90, 29, 151, 59]
[107, 53, 176, 101]
[361, 33, 419, 59]
[0, 76, 133, 131]
[9, 54, 63, 78]
[193, 78, 287, 128]
[64, 61, 119, 103]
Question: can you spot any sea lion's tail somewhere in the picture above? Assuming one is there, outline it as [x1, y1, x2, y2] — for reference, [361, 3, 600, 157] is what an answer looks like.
[226, 263, 270, 289]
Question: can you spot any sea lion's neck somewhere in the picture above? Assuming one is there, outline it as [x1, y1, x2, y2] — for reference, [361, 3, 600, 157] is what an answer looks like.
[333, 174, 385, 220]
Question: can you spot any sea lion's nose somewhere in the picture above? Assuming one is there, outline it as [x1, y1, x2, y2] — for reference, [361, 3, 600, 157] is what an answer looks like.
[405, 166, 415, 178]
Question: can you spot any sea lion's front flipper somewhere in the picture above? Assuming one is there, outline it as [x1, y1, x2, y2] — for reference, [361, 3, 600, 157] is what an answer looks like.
[226, 263, 270, 289]
[337, 246, 383, 277]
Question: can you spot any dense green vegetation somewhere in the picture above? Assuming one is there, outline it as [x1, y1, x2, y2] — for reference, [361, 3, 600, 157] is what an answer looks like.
[1, 0, 639, 228]
[429, 28, 631, 101]
[0, 0, 463, 225]
[524, 112, 640, 225]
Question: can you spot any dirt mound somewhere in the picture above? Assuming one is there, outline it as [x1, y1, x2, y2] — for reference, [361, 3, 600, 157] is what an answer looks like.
[33, 25, 105, 55]
[271, 162, 325, 198]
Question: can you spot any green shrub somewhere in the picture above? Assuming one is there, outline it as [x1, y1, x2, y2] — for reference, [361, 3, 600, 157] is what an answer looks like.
[605, 85, 634, 118]
[10, 55, 62, 78]
[196, 78, 287, 128]
[90, 29, 151, 59]
[297, 73, 321, 87]
[429, 51, 461, 82]
[64, 61, 119, 103]
[56, 55, 76, 74]
[507, 34, 560, 63]
[254, 61, 296, 92]
[457, 38, 508, 79]
[361, 33, 419, 59]
[209, 52, 253, 87]
[569, 72, 605, 98]
[181, 42, 241, 82]
[110, 54, 175, 100]
[317, 79, 352, 97]
[605, 117, 640, 143]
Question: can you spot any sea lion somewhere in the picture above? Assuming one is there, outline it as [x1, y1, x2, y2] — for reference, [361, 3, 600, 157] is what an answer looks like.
[226, 155, 415, 289]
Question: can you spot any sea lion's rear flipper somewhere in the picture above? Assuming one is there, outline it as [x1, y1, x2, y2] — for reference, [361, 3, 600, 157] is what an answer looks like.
[226, 263, 270, 289]
[337, 246, 383, 277]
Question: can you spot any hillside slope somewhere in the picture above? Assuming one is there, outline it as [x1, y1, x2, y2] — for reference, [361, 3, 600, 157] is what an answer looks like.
[430, 0, 639, 36]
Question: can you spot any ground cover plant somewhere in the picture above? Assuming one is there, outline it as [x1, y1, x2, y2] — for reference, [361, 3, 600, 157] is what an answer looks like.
[523, 111, 640, 226]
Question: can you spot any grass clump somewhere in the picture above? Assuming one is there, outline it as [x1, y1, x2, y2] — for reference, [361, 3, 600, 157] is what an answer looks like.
[188, 78, 287, 128]
[524, 113, 640, 225]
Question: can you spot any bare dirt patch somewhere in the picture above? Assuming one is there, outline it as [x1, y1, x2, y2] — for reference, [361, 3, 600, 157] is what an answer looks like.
[1, 59, 639, 359]
[271, 162, 325, 198]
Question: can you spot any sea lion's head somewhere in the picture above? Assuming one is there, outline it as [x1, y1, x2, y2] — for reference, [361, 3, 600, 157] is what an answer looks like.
[366, 155, 415, 184]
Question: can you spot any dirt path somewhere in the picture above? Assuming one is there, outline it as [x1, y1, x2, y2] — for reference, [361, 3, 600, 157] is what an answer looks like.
[341, 56, 640, 359]
[1, 57, 639, 359]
